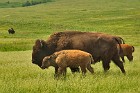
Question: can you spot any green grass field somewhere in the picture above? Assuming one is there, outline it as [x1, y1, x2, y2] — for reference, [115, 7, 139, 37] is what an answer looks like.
[0, 0, 140, 93]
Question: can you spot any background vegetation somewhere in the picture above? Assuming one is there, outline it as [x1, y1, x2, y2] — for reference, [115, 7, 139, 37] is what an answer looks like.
[0, 0, 140, 93]
[0, 0, 52, 8]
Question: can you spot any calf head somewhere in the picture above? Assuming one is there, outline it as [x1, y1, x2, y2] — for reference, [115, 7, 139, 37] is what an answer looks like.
[127, 46, 135, 62]
[127, 55, 133, 62]
[41, 56, 51, 69]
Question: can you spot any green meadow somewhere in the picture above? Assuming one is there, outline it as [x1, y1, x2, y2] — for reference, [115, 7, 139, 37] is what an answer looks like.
[0, 0, 140, 93]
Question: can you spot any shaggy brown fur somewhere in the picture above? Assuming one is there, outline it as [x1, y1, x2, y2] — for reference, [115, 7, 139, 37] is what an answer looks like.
[117, 44, 135, 62]
[32, 31, 125, 73]
[41, 50, 94, 77]
[92, 32, 125, 44]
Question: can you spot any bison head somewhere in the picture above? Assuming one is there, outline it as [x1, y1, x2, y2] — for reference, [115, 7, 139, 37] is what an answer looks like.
[32, 39, 49, 67]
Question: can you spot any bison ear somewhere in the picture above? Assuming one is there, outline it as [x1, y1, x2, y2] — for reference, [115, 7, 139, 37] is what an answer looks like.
[40, 40, 46, 48]
[35, 39, 46, 48]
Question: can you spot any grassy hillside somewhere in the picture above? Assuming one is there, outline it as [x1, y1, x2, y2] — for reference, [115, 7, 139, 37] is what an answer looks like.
[0, 0, 140, 51]
[0, 0, 52, 8]
[0, 0, 140, 93]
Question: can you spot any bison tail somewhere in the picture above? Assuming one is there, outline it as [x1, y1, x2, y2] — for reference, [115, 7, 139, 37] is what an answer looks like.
[132, 46, 135, 52]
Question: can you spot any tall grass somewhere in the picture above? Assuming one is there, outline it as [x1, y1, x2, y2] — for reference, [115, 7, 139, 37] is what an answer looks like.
[0, 49, 139, 93]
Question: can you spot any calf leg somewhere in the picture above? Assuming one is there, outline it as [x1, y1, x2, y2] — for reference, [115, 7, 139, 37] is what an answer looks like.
[54, 67, 59, 77]
[87, 63, 94, 74]
[57, 67, 65, 77]
[70, 67, 80, 73]
[80, 65, 87, 75]
[62, 68, 67, 76]
[58, 67, 67, 76]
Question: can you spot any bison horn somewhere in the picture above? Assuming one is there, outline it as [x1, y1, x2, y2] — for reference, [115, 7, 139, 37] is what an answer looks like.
[40, 40, 43, 48]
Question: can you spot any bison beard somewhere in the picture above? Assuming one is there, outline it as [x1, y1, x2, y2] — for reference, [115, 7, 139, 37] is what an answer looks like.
[32, 31, 126, 74]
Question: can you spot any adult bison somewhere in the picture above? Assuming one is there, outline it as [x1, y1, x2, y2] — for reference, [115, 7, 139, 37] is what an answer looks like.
[32, 31, 126, 73]
[8, 28, 15, 34]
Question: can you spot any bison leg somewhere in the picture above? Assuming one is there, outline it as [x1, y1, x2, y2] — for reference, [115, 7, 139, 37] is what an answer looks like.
[112, 55, 126, 74]
[121, 56, 125, 63]
[80, 65, 87, 75]
[102, 60, 110, 72]
[70, 67, 80, 73]
[87, 63, 94, 74]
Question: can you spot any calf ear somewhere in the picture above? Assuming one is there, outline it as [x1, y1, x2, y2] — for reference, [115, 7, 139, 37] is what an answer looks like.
[50, 54, 57, 59]
[132, 46, 135, 52]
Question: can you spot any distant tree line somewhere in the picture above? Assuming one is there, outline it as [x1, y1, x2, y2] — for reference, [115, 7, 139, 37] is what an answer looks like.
[22, 0, 52, 7]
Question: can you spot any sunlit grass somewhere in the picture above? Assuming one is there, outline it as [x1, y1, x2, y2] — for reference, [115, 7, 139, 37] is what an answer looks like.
[0, 49, 140, 93]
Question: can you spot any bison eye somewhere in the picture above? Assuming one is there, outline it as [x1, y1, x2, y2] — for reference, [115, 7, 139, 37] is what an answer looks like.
[33, 48, 40, 53]
[33, 46, 39, 51]
[33, 48, 37, 51]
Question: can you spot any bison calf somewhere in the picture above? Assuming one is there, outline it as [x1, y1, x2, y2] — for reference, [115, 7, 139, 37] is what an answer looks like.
[41, 50, 94, 77]
[117, 44, 135, 62]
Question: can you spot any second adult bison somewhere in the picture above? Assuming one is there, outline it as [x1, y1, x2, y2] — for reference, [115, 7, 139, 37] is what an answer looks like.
[32, 31, 126, 73]
[8, 28, 15, 34]
[41, 50, 94, 77]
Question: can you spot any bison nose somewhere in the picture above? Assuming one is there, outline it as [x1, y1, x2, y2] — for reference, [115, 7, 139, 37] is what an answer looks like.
[32, 59, 36, 63]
